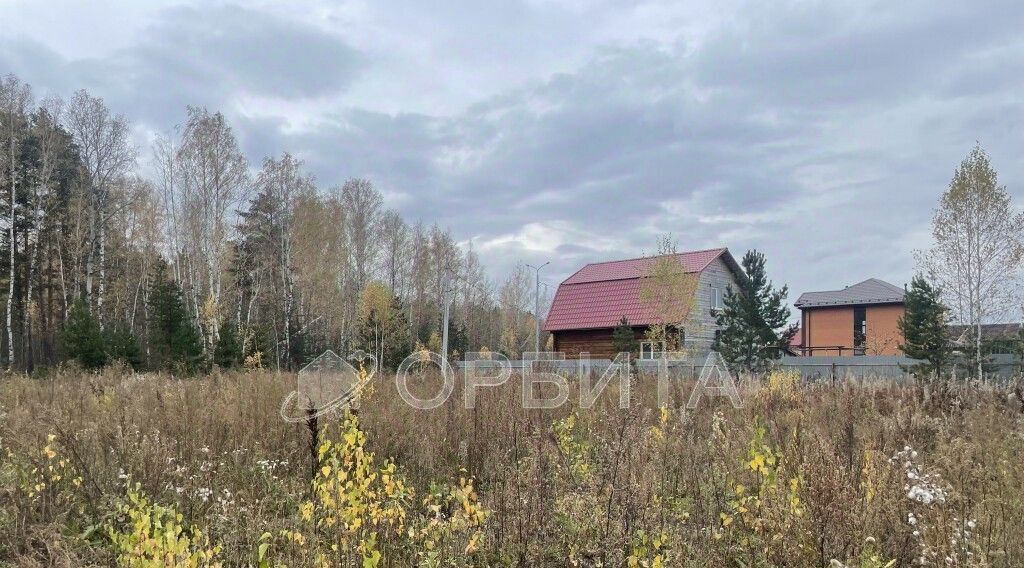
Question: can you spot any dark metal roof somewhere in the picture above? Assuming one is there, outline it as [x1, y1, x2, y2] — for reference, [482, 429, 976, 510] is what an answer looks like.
[794, 278, 904, 308]
[948, 323, 1023, 343]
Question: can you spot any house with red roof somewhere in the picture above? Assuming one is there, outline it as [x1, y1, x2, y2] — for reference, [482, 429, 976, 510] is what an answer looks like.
[543, 248, 744, 359]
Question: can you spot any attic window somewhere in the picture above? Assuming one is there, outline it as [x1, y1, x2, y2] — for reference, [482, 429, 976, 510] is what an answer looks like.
[711, 287, 724, 310]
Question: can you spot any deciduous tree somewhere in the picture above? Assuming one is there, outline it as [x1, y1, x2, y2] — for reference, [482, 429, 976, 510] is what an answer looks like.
[917, 144, 1024, 379]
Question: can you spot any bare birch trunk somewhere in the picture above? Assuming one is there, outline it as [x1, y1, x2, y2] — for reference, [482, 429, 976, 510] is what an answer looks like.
[6, 135, 14, 370]
[97, 222, 106, 328]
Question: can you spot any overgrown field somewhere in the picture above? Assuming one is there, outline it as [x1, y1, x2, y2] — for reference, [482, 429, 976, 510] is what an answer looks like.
[2, 367, 1023, 567]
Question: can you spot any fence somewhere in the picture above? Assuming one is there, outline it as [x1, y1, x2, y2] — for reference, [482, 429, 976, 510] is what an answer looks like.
[778, 354, 1021, 383]
[457, 354, 1023, 383]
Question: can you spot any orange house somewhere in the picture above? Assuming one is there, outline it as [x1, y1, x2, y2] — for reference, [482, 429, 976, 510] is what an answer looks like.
[794, 278, 905, 356]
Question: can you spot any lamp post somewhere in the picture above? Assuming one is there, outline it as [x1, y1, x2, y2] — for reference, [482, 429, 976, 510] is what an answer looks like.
[526, 261, 550, 355]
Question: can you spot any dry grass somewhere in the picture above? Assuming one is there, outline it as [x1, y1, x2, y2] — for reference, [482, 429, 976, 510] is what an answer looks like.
[1, 365, 1023, 566]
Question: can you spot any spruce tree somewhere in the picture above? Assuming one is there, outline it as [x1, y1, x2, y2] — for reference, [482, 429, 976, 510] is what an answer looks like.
[148, 260, 205, 373]
[714, 250, 795, 374]
[612, 317, 639, 356]
[898, 275, 949, 381]
[62, 299, 106, 369]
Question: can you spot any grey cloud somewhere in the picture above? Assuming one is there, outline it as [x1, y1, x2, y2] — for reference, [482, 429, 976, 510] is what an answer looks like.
[3, 0, 1024, 307]
[692, 1, 1024, 110]
[1, 4, 363, 128]
[144, 5, 363, 99]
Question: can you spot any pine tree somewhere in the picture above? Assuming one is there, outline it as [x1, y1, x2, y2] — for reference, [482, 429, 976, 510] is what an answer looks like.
[898, 275, 949, 381]
[105, 326, 142, 370]
[148, 260, 204, 373]
[62, 299, 106, 369]
[214, 320, 243, 368]
[612, 317, 639, 356]
[714, 250, 795, 374]
[385, 295, 413, 370]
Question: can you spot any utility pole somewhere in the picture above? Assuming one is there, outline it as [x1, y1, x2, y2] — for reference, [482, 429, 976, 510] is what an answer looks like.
[440, 265, 455, 366]
[526, 261, 550, 354]
[441, 298, 451, 362]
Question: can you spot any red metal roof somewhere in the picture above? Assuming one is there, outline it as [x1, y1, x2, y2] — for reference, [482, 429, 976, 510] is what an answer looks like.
[790, 328, 803, 348]
[563, 248, 726, 284]
[545, 248, 731, 331]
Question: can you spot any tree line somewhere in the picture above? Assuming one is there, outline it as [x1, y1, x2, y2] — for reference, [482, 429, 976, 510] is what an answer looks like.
[0, 73, 542, 373]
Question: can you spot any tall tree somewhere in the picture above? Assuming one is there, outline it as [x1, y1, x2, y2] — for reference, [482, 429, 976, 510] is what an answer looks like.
[498, 263, 533, 358]
[66, 89, 136, 325]
[898, 275, 949, 381]
[917, 144, 1024, 379]
[0, 74, 32, 369]
[714, 249, 795, 374]
[379, 209, 409, 293]
[235, 154, 313, 369]
[174, 107, 249, 348]
[22, 97, 70, 371]
[339, 179, 382, 296]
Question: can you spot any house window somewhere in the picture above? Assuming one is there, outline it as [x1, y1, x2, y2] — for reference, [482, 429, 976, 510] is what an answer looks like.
[853, 306, 866, 355]
[711, 287, 724, 311]
[640, 341, 666, 360]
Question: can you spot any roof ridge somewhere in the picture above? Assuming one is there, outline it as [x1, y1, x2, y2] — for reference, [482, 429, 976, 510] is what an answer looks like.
[864, 277, 904, 292]
[579, 247, 726, 268]
[799, 277, 901, 296]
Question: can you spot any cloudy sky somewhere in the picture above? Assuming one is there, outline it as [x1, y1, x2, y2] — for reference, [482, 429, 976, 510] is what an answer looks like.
[2, 0, 1023, 311]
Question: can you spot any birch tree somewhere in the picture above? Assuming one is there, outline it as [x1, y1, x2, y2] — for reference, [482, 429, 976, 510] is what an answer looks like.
[66, 89, 136, 325]
[639, 234, 700, 356]
[175, 107, 248, 347]
[917, 145, 1024, 379]
[498, 263, 533, 357]
[153, 130, 183, 283]
[339, 178, 382, 295]
[0, 74, 31, 368]
[22, 96, 66, 370]
[261, 154, 311, 368]
[379, 209, 410, 293]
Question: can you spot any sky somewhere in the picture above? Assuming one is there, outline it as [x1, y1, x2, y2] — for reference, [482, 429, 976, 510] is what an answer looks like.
[2, 0, 1023, 314]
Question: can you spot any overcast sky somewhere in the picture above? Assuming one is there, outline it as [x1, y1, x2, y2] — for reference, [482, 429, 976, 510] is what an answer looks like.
[2, 0, 1023, 312]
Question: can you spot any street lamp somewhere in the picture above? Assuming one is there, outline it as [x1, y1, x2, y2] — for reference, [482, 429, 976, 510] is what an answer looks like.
[526, 261, 550, 355]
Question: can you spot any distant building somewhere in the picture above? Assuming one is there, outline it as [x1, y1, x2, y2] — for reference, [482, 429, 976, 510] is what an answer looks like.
[794, 278, 905, 356]
[784, 327, 803, 356]
[544, 248, 744, 359]
[948, 323, 1023, 354]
